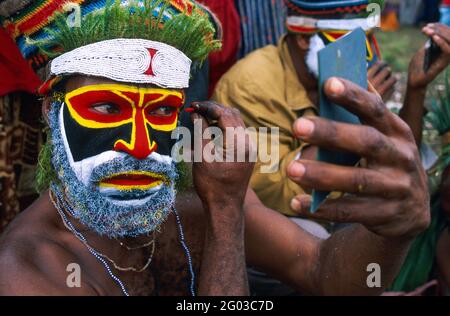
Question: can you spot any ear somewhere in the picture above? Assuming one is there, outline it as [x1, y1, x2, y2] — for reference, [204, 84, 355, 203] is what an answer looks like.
[294, 34, 311, 51]
[42, 96, 52, 126]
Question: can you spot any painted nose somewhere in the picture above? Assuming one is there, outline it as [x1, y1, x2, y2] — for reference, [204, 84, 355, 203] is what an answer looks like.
[114, 109, 157, 159]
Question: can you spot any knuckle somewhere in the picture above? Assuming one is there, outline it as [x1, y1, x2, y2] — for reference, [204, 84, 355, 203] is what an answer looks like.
[399, 149, 419, 172]
[364, 127, 386, 154]
[352, 170, 370, 192]
[393, 114, 415, 140]
[323, 201, 352, 222]
[395, 179, 412, 198]
[371, 95, 386, 119]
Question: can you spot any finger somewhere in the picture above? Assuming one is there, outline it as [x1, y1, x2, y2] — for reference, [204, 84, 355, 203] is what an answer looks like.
[377, 76, 397, 99]
[370, 66, 393, 88]
[428, 23, 450, 46]
[291, 195, 397, 226]
[368, 61, 387, 78]
[191, 112, 210, 147]
[287, 160, 409, 197]
[191, 101, 224, 120]
[192, 101, 246, 130]
[425, 40, 450, 77]
[292, 116, 402, 163]
[324, 77, 396, 133]
[431, 34, 450, 54]
[290, 194, 311, 215]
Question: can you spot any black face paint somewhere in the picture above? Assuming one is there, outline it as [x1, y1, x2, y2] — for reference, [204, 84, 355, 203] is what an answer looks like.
[62, 104, 175, 162]
[61, 84, 184, 162]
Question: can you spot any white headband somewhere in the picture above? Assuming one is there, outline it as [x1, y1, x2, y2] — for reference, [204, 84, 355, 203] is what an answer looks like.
[286, 16, 375, 32]
[50, 38, 192, 89]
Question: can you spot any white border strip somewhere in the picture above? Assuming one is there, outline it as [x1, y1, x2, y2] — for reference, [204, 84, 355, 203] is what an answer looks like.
[286, 16, 373, 31]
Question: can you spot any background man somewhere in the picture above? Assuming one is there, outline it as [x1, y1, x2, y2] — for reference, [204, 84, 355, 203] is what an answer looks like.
[213, 0, 450, 223]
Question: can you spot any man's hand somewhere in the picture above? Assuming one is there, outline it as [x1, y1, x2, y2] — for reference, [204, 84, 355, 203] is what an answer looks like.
[190, 101, 254, 296]
[288, 78, 430, 240]
[191, 101, 255, 212]
[368, 61, 397, 102]
[408, 23, 450, 89]
[400, 24, 450, 146]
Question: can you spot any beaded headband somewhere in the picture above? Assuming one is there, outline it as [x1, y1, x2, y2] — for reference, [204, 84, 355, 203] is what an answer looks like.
[286, 16, 375, 34]
[48, 38, 192, 89]
[284, 0, 384, 34]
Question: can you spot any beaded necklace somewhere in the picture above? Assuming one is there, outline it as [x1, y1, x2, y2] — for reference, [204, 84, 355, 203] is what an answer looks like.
[49, 184, 196, 296]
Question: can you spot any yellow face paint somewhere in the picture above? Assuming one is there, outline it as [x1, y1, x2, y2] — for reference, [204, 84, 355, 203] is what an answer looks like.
[63, 83, 185, 160]
[99, 171, 170, 191]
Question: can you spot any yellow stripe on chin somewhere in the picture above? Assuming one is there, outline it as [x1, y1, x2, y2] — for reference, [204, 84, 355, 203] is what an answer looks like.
[99, 180, 163, 191]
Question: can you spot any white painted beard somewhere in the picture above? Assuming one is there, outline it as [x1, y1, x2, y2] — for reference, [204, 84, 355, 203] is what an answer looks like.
[49, 100, 178, 238]
[305, 33, 326, 79]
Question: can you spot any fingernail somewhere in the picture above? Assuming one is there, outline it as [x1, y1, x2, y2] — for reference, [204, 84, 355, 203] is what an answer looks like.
[291, 198, 301, 211]
[328, 78, 345, 96]
[288, 162, 305, 178]
[294, 118, 315, 137]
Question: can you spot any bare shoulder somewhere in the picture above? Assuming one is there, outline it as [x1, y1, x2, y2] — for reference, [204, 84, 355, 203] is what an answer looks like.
[0, 194, 97, 295]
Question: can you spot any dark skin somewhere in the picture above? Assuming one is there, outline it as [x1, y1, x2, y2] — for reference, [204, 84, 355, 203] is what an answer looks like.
[287, 26, 450, 211]
[285, 33, 397, 163]
[0, 75, 429, 296]
[288, 24, 450, 150]
[400, 23, 450, 147]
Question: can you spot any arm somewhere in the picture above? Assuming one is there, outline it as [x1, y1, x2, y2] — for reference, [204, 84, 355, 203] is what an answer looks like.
[246, 78, 430, 295]
[191, 102, 254, 296]
[401, 23, 450, 147]
[245, 190, 412, 295]
[400, 87, 427, 146]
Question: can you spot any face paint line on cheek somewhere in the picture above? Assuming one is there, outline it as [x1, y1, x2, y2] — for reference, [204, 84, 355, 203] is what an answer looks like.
[64, 84, 183, 161]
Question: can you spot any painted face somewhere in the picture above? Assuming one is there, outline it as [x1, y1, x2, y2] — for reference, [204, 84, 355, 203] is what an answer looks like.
[64, 84, 184, 160]
[49, 83, 185, 237]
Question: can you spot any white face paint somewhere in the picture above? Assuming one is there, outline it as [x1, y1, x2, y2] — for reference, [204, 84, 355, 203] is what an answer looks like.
[305, 33, 326, 79]
[58, 104, 173, 187]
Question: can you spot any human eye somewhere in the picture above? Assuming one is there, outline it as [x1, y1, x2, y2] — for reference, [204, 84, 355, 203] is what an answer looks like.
[90, 103, 121, 115]
[148, 106, 176, 117]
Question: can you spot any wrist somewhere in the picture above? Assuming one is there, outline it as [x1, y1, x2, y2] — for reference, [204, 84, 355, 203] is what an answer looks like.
[202, 193, 246, 212]
[204, 202, 244, 226]
[407, 81, 428, 93]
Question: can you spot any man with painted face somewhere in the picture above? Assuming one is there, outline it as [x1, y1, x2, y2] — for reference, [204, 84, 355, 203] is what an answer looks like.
[0, 0, 430, 296]
[213, 0, 450, 219]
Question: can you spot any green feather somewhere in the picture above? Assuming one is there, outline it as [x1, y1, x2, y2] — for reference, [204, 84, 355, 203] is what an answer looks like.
[31, 0, 221, 64]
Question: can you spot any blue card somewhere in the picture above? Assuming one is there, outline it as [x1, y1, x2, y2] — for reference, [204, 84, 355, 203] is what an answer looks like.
[311, 28, 368, 213]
